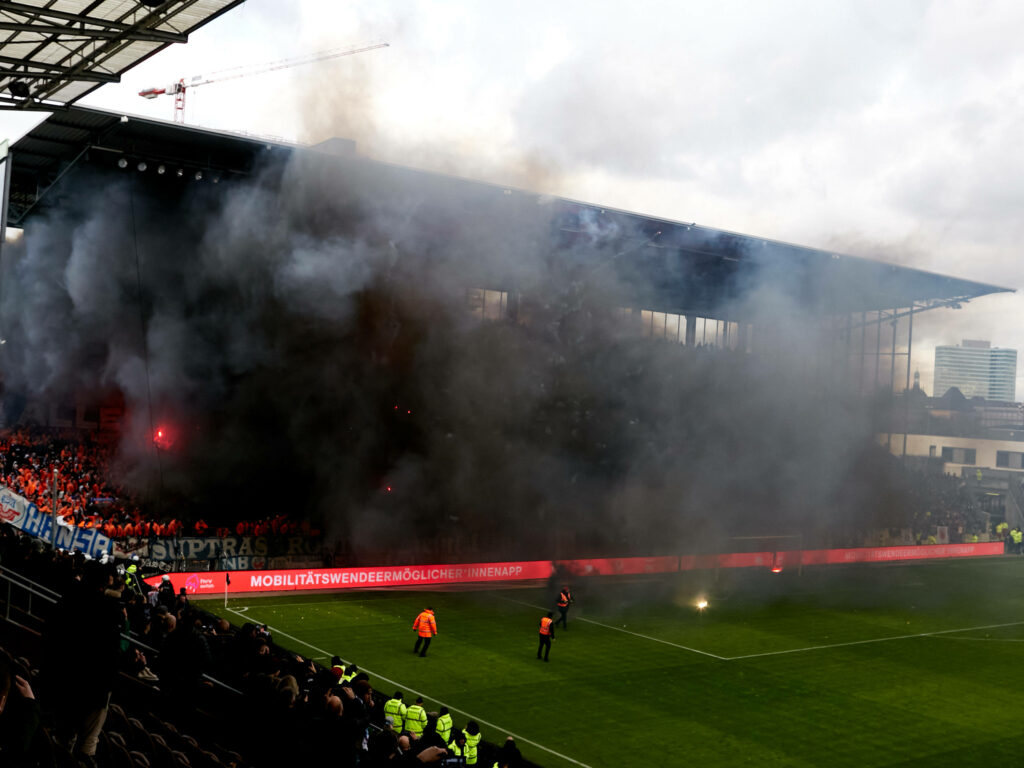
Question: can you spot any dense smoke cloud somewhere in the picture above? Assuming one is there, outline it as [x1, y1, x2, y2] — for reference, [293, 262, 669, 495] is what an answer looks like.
[0, 148, 910, 559]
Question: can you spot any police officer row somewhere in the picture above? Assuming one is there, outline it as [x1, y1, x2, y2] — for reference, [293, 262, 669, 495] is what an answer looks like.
[383, 691, 483, 765]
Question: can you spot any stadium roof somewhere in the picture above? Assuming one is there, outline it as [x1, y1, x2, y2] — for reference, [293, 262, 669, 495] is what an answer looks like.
[0, 0, 245, 111]
[4, 105, 1014, 317]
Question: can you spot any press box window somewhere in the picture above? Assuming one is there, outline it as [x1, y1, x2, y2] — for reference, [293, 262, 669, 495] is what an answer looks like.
[996, 451, 1024, 469]
[941, 447, 976, 465]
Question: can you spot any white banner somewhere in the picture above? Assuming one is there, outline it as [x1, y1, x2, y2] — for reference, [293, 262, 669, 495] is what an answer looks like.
[0, 485, 112, 558]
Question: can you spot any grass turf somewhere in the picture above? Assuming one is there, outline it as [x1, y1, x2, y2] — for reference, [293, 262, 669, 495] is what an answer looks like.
[201, 556, 1024, 767]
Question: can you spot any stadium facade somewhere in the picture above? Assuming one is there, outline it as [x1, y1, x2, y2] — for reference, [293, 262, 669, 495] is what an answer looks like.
[2, 106, 1012, 378]
[0, 107, 1018, 558]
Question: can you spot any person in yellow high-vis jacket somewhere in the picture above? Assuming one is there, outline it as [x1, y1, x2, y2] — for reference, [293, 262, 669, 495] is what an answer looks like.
[404, 696, 428, 738]
[436, 706, 453, 743]
[382, 691, 407, 733]
[463, 721, 481, 765]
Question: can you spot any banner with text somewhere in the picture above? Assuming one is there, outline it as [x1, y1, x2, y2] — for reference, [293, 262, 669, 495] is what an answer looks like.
[144, 542, 1004, 596]
[795, 541, 1004, 566]
[113, 535, 319, 561]
[0, 486, 112, 558]
[561, 556, 680, 576]
[144, 560, 555, 596]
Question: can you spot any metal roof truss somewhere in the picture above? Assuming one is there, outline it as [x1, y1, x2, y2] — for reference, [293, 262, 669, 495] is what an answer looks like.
[0, 0, 245, 111]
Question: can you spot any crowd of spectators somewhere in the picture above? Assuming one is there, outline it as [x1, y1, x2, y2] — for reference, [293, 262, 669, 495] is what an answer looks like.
[0, 522, 524, 768]
[0, 428, 317, 541]
[902, 470, 988, 543]
[0, 426, 1011, 766]
[0, 428, 143, 532]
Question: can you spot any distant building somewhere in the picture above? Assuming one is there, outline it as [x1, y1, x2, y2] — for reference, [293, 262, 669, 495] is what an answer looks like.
[933, 340, 1017, 401]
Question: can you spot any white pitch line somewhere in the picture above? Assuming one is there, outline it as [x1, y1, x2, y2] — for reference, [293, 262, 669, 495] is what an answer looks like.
[495, 595, 1024, 663]
[726, 620, 1024, 660]
[225, 607, 593, 768]
[495, 595, 728, 661]
[214, 598, 395, 610]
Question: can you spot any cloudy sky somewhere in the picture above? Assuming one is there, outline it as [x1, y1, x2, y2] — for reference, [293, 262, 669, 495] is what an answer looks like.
[3, 0, 1024, 395]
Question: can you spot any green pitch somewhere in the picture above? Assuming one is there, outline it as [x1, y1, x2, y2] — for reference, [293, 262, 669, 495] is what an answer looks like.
[202, 557, 1024, 767]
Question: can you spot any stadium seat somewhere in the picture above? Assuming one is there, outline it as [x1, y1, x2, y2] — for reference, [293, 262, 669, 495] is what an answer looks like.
[107, 732, 128, 749]
[108, 702, 129, 727]
[147, 734, 181, 768]
[127, 717, 158, 756]
[103, 733, 136, 768]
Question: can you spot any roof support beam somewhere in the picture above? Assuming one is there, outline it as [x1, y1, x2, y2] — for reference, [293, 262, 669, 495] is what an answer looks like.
[7, 144, 90, 226]
[0, 20, 187, 44]
[0, 95, 66, 110]
[0, 55, 120, 82]
[0, 1, 186, 43]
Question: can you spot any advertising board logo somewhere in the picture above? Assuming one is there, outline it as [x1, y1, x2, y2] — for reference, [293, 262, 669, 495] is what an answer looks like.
[185, 574, 200, 594]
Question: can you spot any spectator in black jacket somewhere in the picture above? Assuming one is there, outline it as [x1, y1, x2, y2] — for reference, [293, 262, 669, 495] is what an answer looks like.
[419, 714, 448, 751]
[156, 609, 212, 704]
[0, 653, 43, 768]
[46, 561, 125, 767]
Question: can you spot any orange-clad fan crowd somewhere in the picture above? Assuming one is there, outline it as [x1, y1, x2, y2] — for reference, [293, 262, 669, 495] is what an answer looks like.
[0, 428, 314, 540]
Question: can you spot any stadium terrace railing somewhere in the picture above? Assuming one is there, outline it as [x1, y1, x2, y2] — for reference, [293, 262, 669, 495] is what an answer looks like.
[1006, 475, 1024, 529]
[0, 564, 242, 695]
[0, 564, 58, 633]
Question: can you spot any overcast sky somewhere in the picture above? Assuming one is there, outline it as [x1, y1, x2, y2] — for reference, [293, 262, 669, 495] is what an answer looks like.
[3, 0, 1024, 396]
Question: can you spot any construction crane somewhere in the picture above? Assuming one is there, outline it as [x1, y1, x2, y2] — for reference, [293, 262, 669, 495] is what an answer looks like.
[139, 42, 389, 123]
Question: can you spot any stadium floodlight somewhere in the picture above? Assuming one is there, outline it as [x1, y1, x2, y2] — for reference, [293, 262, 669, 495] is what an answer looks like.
[8, 82, 30, 99]
[137, 161, 147, 172]
[194, 170, 203, 181]
[117, 158, 128, 169]
[696, 599, 708, 613]
[176, 168, 184, 178]
[157, 165, 166, 175]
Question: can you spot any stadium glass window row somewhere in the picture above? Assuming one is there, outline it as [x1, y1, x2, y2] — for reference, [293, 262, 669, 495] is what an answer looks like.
[996, 451, 1024, 469]
[941, 446, 977, 465]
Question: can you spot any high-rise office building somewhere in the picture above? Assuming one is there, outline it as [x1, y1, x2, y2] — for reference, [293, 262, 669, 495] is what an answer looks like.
[933, 340, 1017, 401]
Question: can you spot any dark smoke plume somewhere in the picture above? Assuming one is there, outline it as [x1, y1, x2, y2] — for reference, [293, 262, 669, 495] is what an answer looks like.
[0, 147, 911, 560]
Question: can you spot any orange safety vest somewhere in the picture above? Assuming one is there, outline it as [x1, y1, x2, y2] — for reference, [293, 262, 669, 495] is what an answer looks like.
[413, 610, 437, 637]
[539, 617, 553, 635]
[558, 591, 571, 608]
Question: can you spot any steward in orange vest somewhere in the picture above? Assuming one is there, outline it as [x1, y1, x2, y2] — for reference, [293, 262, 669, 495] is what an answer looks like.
[537, 612, 555, 661]
[412, 607, 437, 657]
[556, 585, 574, 629]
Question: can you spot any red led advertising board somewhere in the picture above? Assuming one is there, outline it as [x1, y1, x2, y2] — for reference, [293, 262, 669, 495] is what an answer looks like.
[144, 542, 1004, 596]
